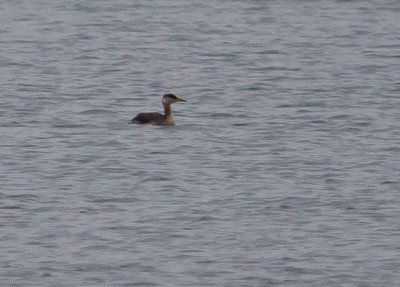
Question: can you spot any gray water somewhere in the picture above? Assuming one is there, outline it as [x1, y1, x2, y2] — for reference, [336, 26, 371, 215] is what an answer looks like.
[1, 1, 400, 286]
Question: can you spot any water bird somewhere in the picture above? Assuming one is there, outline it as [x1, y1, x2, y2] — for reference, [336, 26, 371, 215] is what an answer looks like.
[130, 93, 187, 125]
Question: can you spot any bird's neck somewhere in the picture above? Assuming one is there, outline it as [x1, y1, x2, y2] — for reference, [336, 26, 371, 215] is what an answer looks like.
[163, 102, 172, 115]
[162, 102, 175, 125]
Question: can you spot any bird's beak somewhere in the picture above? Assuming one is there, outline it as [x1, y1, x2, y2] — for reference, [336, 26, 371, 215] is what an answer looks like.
[176, 97, 187, 102]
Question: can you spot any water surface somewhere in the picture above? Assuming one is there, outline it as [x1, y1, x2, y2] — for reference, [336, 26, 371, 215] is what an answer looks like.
[1, 1, 399, 286]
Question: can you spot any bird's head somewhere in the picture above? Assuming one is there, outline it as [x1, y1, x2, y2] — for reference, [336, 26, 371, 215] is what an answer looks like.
[162, 93, 187, 104]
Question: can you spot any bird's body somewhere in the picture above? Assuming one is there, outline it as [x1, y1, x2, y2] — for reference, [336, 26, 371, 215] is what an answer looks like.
[130, 93, 186, 126]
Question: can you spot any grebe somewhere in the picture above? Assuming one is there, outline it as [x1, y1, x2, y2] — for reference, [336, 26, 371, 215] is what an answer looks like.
[130, 93, 186, 125]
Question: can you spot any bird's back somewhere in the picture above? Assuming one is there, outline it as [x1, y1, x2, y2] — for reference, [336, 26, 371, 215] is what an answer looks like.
[131, 112, 164, 125]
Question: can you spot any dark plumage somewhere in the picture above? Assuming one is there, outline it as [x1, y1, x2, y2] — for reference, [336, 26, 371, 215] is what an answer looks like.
[131, 112, 164, 125]
[163, 93, 178, 100]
